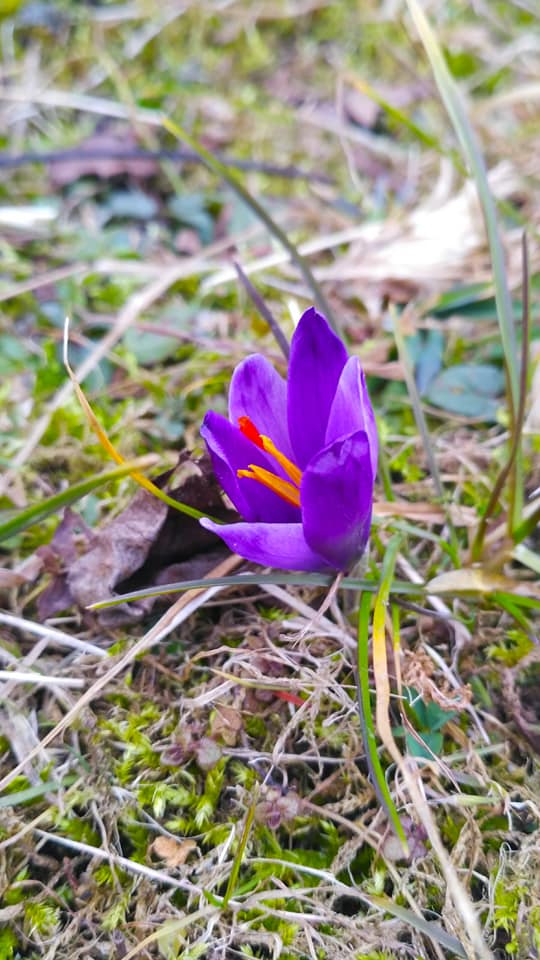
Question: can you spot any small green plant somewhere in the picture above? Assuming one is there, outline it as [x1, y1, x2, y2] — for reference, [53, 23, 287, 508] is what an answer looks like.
[396, 686, 458, 759]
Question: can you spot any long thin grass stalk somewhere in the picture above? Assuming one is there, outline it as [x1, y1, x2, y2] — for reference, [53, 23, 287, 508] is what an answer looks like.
[162, 116, 338, 334]
[407, 0, 523, 538]
[406, 0, 518, 411]
[88, 572, 422, 611]
[471, 234, 530, 561]
[0, 456, 157, 542]
[357, 541, 408, 854]
[63, 320, 219, 522]
[234, 261, 290, 359]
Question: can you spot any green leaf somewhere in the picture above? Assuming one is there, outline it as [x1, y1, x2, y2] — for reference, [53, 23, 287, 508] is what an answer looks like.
[405, 730, 443, 759]
[123, 326, 181, 365]
[0, 334, 35, 375]
[424, 363, 504, 418]
[168, 193, 215, 244]
[407, 329, 444, 394]
[405, 687, 457, 732]
[103, 189, 158, 222]
[431, 282, 493, 315]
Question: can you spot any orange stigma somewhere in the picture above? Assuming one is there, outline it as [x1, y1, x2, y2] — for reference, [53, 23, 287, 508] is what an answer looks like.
[238, 415, 264, 449]
[237, 416, 302, 507]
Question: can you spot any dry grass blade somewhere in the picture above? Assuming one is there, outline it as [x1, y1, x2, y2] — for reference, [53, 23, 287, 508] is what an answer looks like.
[0, 671, 85, 688]
[62, 320, 215, 521]
[0, 611, 106, 658]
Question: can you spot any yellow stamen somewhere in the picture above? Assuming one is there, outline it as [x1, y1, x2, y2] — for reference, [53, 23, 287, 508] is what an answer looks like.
[259, 435, 302, 487]
[237, 465, 301, 508]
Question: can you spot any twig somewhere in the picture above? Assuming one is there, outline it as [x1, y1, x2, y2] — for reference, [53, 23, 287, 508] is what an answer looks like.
[0, 147, 334, 184]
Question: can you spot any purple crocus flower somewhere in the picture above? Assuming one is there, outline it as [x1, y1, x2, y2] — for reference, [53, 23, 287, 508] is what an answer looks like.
[200, 307, 377, 572]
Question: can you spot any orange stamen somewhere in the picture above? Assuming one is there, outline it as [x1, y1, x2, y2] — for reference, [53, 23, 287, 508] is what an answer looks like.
[237, 465, 301, 508]
[259, 435, 302, 487]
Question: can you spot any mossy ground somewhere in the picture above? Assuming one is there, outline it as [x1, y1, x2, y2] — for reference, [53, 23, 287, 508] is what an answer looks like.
[0, 2, 539, 958]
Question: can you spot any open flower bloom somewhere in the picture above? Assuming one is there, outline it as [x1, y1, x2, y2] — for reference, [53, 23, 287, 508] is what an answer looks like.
[200, 307, 377, 571]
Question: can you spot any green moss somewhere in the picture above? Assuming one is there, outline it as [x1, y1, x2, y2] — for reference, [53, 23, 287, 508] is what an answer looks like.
[24, 901, 60, 937]
[0, 927, 18, 960]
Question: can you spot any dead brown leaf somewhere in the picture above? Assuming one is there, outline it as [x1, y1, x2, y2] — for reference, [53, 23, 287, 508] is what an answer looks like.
[36, 453, 234, 625]
[373, 500, 477, 526]
[402, 648, 472, 712]
[0, 568, 29, 590]
[210, 704, 243, 746]
[427, 568, 540, 599]
[149, 836, 197, 868]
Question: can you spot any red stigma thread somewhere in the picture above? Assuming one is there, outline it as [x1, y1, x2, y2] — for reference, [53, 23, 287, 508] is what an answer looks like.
[238, 416, 264, 449]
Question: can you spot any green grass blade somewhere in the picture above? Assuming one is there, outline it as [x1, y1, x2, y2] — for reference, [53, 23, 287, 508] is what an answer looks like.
[162, 116, 338, 334]
[88, 572, 424, 610]
[470, 235, 530, 559]
[0, 456, 158, 543]
[512, 499, 540, 545]
[512, 544, 540, 577]
[369, 895, 467, 957]
[406, 0, 518, 417]
[357, 586, 407, 853]
[346, 73, 463, 169]
[221, 791, 258, 908]
[0, 775, 77, 808]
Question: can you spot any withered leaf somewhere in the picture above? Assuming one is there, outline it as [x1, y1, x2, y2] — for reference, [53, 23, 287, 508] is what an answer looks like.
[49, 127, 159, 187]
[36, 453, 234, 626]
[149, 836, 197, 868]
[210, 704, 243, 746]
[0, 568, 29, 590]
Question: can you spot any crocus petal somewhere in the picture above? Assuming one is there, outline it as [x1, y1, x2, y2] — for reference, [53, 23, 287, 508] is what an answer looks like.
[229, 354, 293, 459]
[301, 430, 373, 570]
[287, 307, 348, 469]
[325, 356, 378, 478]
[200, 518, 331, 571]
[201, 411, 298, 523]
